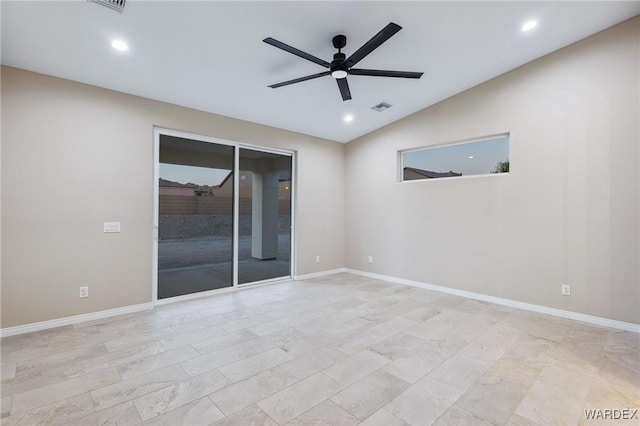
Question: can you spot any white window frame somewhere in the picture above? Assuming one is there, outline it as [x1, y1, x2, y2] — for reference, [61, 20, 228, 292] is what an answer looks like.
[398, 133, 510, 183]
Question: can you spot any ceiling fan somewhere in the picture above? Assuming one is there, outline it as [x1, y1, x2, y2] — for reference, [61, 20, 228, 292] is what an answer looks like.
[264, 23, 423, 102]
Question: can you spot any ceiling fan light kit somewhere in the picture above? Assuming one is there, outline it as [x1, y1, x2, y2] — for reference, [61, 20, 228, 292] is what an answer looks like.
[264, 22, 423, 101]
[331, 70, 348, 79]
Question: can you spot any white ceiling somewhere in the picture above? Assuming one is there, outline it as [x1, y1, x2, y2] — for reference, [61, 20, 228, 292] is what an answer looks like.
[2, 1, 639, 143]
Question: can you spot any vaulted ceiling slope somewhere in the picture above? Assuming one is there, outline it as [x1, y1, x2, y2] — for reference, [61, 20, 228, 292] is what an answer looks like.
[2, 1, 639, 143]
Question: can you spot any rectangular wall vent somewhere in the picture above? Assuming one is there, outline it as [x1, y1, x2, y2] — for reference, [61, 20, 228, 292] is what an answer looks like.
[89, 0, 126, 13]
[371, 102, 392, 112]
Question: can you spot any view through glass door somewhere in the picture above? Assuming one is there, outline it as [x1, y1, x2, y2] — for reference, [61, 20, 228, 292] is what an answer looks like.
[238, 148, 292, 284]
[157, 135, 235, 299]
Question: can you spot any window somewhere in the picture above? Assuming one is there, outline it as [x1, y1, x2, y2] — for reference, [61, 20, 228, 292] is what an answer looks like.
[400, 134, 509, 181]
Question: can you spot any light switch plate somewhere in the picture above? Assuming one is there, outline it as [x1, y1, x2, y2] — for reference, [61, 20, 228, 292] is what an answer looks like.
[103, 222, 121, 233]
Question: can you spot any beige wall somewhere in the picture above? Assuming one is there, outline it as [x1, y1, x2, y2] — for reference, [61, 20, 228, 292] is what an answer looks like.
[345, 17, 640, 324]
[1, 67, 345, 328]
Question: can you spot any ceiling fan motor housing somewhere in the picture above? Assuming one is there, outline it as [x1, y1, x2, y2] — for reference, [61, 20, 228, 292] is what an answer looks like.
[331, 36, 348, 76]
[331, 52, 347, 73]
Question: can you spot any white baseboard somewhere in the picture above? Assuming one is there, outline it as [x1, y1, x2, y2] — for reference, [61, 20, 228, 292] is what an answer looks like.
[345, 269, 640, 334]
[0, 303, 153, 338]
[294, 268, 347, 281]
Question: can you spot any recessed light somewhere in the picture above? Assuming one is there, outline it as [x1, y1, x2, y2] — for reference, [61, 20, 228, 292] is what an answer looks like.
[521, 20, 538, 32]
[111, 40, 129, 51]
[344, 114, 353, 123]
[468, 156, 474, 159]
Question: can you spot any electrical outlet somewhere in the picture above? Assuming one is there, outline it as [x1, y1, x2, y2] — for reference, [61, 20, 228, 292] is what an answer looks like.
[79, 286, 89, 298]
[368, 256, 373, 264]
[561, 284, 571, 296]
[315, 256, 320, 263]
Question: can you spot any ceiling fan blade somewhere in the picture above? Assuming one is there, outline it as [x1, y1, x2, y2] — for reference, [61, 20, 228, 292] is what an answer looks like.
[268, 71, 332, 89]
[336, 78, 352, 101]
[344, 23, 402, 68]
[263, 37, 330, 68]
[349, 69, 423, 79]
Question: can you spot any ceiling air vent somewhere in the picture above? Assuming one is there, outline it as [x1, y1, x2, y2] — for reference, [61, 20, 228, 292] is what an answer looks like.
[371, 102, 392, 112]
[89, 0, 126, 13]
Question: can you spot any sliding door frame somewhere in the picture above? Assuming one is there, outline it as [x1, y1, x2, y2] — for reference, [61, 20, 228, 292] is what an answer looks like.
[152, 127, 295, 304]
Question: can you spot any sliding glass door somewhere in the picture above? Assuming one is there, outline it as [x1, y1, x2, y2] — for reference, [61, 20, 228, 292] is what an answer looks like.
[155, 130, 293, 300]
[157, 135, 235, 299]
[238, 148, 292, 284]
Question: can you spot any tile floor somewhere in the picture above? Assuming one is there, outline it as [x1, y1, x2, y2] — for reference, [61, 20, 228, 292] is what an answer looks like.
[1, 273, 638, 425]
